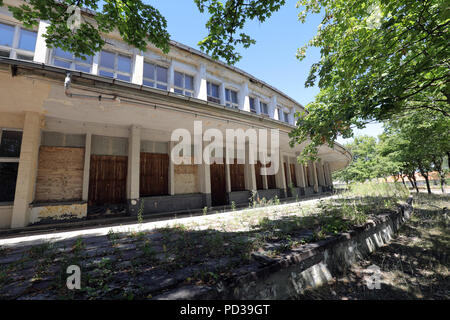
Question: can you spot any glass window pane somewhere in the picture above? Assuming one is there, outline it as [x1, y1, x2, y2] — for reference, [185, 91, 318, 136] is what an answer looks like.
[0, 23, 14, 47]
[100, 51, 115, 69]
[210, 83, 219, 97]
[156, 83, 167, 90]
[143, 62, 155, 79]
[54, 47, 73, 60]
[74, 54, 93, 64]
[0, 162, 19, 202]
[231, 91, 238, 103]
[185, 75, 193, 90]
[75, 64, 90, 73]
[185, 91, 193, 97]
[117, 55, 131, 73]
[143, 80, 155, 87]
[0, 50, 10, 57]
[16, 54, 33, 61]
[18, 29, 37, 51]
[225, 89, 230, 101]
[174, 88, 183, 94]
[54, 59, 71, 69]
[156, 66, 167, 83]
[174, 71, 183, 88]
[99, 70, 114, 78]
[0, 130, 22, 158]
[116, 74, 130, 82]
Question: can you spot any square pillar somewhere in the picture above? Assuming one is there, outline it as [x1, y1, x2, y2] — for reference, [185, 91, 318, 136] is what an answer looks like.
[11, 112, 42, 228]
[168, 141, 175, 195]
[33, 21, 50, 64]
[81, 132, 92, 201]
[168, 60, 175, 92]
[317, 160, 326, 187]
[200, 142, 211, 207]
[240, 82, 250, 112]
[310, 161, 319, 193]
[275, 151, 287, 197]
[244, 142, 257, 192]
[225, 162, 232, 193]
[126, 126, 140, 200]
[131, 53, 144, 85]
[195, 63, 207, 101]
[295, 159, 306, 188]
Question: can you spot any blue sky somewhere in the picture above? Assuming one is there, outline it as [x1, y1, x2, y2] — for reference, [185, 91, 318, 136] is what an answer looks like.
[153, 0, 383, 144]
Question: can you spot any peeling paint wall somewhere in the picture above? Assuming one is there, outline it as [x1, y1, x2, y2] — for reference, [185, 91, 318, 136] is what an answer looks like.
[0, 205, 13, 229]
[29, 203, 87, 224]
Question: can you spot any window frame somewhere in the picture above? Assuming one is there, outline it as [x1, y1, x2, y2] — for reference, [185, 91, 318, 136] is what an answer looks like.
[98, 50, 133, 82]
[0, 128, 23, 204]
[249, 97, 257, 113]
[142, 61, 169, 91]
[173, 71, 194, 97]
[206, 81, 221, 104]
[51, 47, 93, 73]
[260, 101, 269, 115]
[225, 88, 239, 109]
[0, 22, 37, 61]
[283, 111, 290, 124]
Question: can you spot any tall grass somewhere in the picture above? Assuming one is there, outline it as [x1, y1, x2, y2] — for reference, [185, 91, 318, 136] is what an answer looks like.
[343, 181, 409, 200]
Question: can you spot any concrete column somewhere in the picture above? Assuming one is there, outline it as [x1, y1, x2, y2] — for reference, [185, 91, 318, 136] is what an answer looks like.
[255, 97, 261, 114]
[225, 162, 231, 193]
[11, 112, 42, 228]
[131, 53, 144, 85]
[240, 82, 250, 112]
[195, 63, 207, 101]
[126, 126, 141, 200]
[219, 83, 226, 106]
[275, 151, 287, 197]
[168, 60, 175, 92]
[81, 132, 92, 201]
[269, 95, 277, 119]
[311, 161, 319, 193]
[33, 21, 50, 64]
[285, 156, 292, 187]
[261, 153, 268, 190]
[324, 162, 332, 187]
[200, 142, 211, 207]
[92, 52, 100, 75]
[317, 160, 326, 187]
[295, 161, 306, 188]
[168, 141, 175, 195]
[244, 142, 257, 191]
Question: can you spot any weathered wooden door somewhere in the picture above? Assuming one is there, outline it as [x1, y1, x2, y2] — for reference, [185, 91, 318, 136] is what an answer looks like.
[89, 155, 127, 206]
[140, 153, 169, 197]
[230, 159, 245, 191]
[266, 161, 277, 189]
[290, 163, 297, 187]
[210, 160, 227, 206]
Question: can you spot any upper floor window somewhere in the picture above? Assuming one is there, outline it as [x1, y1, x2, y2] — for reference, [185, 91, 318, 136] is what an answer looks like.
[225, 88, 238, 108]
[0, 22, 37, 60]
[174, 71, 194, 97]
[283, 111, 290, 123]
[52, 47, 93, 73]
[143, 62, 168, 90]
[99, 50, 132, 82]
[207, 81, 220, 104]
[249, 97, 257, 113]
[260, 102, 269, 115]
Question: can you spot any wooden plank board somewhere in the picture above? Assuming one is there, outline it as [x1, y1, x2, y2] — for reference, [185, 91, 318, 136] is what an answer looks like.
[140, 152, 169, 197]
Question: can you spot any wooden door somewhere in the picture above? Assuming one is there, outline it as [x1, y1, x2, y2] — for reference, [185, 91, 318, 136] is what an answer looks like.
[266, 161, 277, 189]
[290, 163, 297, 187]
[89, 155, 127, 206]
[230, 159, 245, 191]
[140, 153, 169, 197]
[284, 162, 289, 187]
[210, 160, 227, 206]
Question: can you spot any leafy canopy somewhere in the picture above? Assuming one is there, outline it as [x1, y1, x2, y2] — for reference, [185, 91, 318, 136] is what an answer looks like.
[0, 0, 286, 64]
[291, 0, 449, 158]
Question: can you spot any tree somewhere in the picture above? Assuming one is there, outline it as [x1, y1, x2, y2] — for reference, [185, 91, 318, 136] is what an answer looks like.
[289, 0, 449, 158]
[382, 109, 450, 194]
[332, 135, 397, 183]
[0, 0, 286, 64]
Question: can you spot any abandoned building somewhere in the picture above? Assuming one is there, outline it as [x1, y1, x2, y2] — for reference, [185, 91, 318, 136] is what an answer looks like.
[0, 3, 351, 229]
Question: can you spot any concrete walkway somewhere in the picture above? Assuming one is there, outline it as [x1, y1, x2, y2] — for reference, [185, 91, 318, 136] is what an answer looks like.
[0, 194, 335, 248]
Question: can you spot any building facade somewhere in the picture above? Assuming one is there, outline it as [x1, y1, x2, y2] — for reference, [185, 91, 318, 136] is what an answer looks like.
[0, 1, 351, 229]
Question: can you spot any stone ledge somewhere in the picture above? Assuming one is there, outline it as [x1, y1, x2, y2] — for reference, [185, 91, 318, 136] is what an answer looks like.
[153, 197, 413, 300]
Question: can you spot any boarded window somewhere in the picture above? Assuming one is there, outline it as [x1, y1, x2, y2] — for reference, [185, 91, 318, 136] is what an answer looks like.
[230, 159, 245, 191]
[0, 130, 22, 202]
[35, 146, 85, 202]
[0, 163, 19, 202]
[140, 153, 169, 197]
[290, 163, 297, 187]
[265, 162, 276, 189]
[210, 160, 227, 206]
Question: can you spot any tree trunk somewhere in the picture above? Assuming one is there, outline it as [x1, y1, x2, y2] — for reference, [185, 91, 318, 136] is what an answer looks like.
[433, 157, 446, 194]
[400, 175, 406, 187]
[419, 168, 432, 194]
[412, 174, 419, 193]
